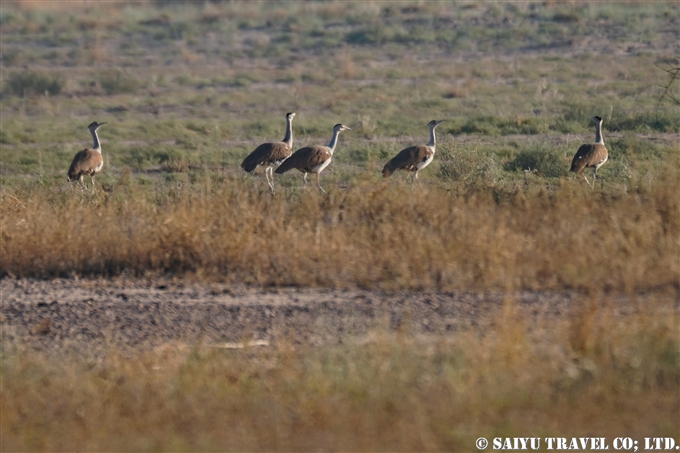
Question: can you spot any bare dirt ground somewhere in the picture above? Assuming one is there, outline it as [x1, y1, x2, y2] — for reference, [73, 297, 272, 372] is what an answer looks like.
[3, 278, 673, 355]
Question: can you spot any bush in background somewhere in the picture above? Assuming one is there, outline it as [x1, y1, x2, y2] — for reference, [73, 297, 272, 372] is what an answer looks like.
[99, 71, 140, 95]
[438, 141, 505, 187]
[6, 70, 63, 97]
[506, 143, 568, 178]
[608, 111, 680, 133]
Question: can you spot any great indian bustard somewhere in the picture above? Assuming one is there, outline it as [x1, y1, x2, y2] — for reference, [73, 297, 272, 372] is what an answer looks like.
[241, 112, 296, 193]
[570, 116, 608, 188]
[67, 121, 107, 192]
[382, 119, 445, 187]
[275, 123, 351, 193]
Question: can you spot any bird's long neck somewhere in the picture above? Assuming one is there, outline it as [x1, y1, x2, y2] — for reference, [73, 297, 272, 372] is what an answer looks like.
[594, 122, 604, 144]
[283, 117, 293, 147]
[427, 126, 438, 150]
[91, 128, 102, 152]
[327, 129, 342, 155]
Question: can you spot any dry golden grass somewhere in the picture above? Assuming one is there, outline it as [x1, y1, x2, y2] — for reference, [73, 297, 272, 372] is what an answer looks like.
[1, 165, 678, 292]
[1, 294, 677, 451]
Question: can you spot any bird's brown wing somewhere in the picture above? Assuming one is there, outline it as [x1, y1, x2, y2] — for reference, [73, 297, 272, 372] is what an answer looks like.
[570, 143, 608, 173]
[268, 142, 293, 163]
[68, 148, 102, 181]
[241, 142, 292, 172]
[276, 146, 331, 174]
[303, 147, 333, 172]
[382, 145, 432, 177]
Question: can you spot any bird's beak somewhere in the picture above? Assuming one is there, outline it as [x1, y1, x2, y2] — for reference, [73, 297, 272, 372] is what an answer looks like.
[345, 126, 352, 131]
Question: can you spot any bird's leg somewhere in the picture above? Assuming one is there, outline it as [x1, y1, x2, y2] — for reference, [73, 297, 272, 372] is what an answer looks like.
[302, 173, 308, 189]
[79, 176, 87, 192]
[90, 175, 96, 193]
[266, 166, 275, 194]
[411, 171, 419, 190]
[592, 168, 598, 188]
[316, 172, 326, 194]
[582, 174, 594, 189]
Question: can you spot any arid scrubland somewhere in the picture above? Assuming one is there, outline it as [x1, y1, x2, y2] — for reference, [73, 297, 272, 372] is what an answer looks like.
[1, 1, 679, 451]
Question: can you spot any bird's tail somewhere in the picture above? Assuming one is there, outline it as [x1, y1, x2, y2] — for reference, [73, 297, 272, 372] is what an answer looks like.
[275, 159, 294, 174]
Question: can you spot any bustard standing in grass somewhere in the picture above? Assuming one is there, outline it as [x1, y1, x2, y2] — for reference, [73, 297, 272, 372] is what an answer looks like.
[241, 112, 296, 193]
[275, 123, 351, 193]
[382, 119, 445, 187]
[570, 116, 608, 188]
[67, 121, 107, 192]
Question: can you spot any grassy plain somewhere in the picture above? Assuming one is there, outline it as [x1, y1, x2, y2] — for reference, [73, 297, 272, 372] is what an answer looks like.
[1, 1, 679, 451]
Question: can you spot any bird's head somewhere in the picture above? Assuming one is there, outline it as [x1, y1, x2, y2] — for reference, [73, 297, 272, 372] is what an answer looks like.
[592, 116, 603, 124]
[334, 124, 351, 133]
[88, 121, 107, 130]
[428, 119, 445, 129]
[286, 112, 296, 121]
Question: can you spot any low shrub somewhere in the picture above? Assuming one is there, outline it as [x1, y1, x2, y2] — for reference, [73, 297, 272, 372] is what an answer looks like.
[452, 116, 550, 136]
[99, 71, 141, 95]
[6, 70, 63, 97]
[506, 143, 568, 178]
[438, 142, 505, 186]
